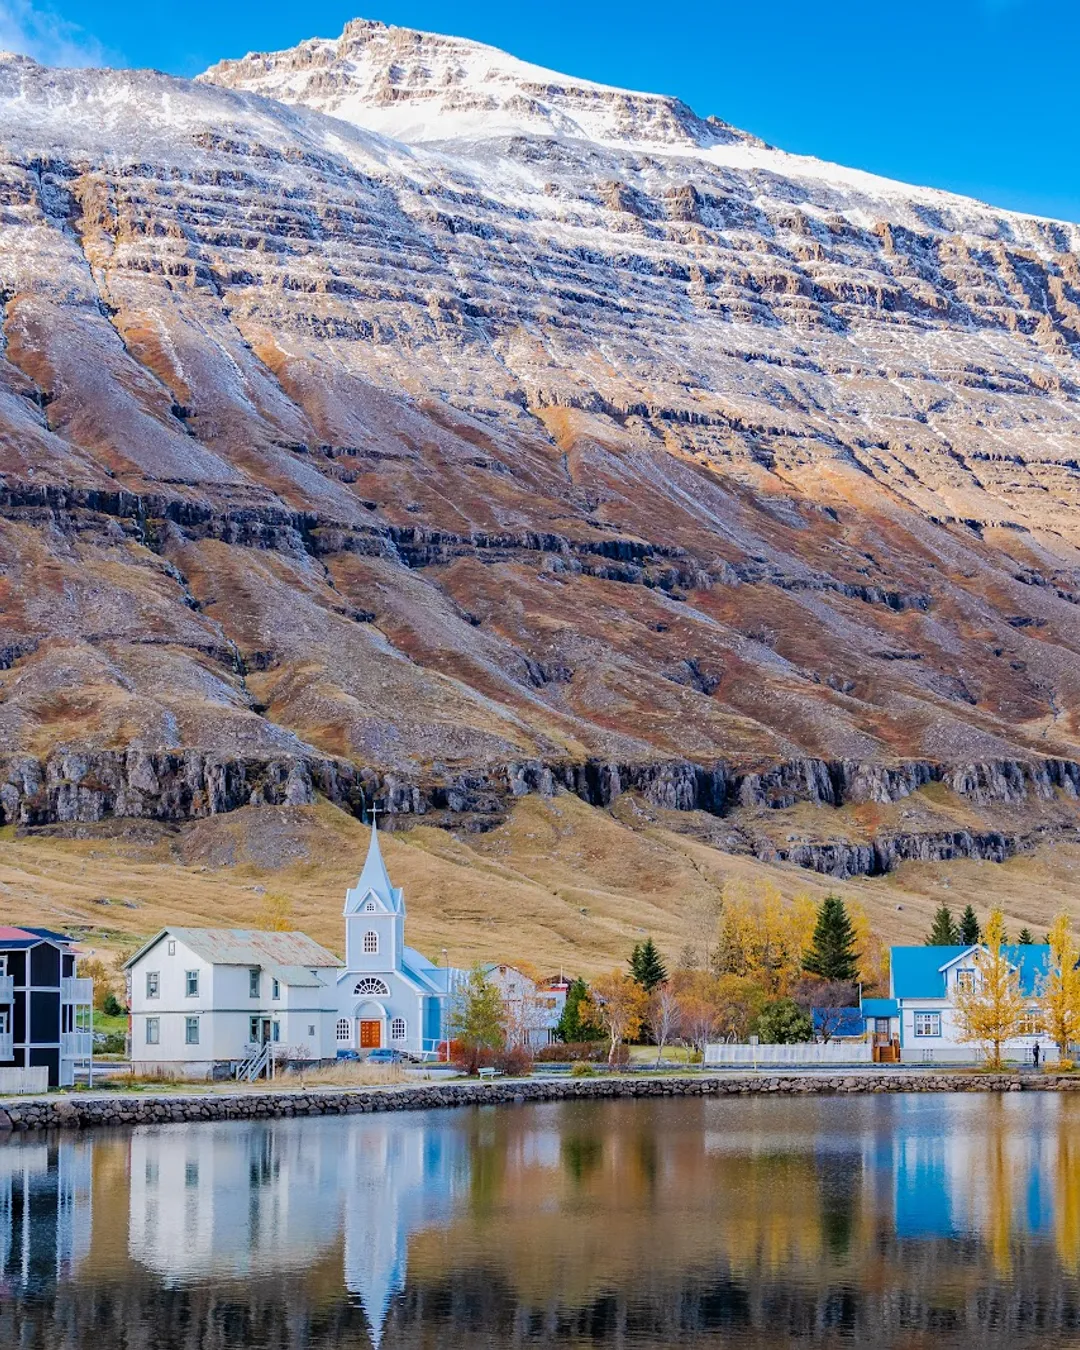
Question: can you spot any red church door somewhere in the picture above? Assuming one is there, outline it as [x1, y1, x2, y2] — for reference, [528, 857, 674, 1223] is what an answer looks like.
[360, 1020, 381, 1049]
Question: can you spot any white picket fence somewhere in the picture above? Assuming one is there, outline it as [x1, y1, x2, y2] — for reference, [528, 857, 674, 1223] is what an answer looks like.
[704, 1042, 873, 1067]
[0, 1066, 49, 1095]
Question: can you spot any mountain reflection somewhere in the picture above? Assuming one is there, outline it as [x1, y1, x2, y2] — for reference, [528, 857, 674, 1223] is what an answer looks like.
[4, 1094, 1080, 1347]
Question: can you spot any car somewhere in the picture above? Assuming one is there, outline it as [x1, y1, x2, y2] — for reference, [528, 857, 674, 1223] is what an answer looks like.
[366, 1048, 405, 1064]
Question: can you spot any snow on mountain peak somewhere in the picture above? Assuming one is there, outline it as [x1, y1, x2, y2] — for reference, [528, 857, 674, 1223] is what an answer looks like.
[199, 17, 756, 151]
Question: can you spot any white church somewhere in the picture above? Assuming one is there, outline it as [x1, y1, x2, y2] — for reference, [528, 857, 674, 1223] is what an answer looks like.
[336, 818, 459, 1056]
[126, 821, 462, 1073]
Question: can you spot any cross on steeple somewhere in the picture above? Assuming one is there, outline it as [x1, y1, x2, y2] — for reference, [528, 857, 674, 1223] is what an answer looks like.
[368, 801, 385, 827]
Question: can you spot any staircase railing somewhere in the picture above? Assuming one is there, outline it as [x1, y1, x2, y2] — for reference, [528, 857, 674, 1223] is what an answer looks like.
[235, 1041, 274, 1082]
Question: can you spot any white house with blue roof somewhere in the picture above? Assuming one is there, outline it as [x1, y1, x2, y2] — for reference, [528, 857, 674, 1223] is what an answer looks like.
[337, 821, 461, 1057]
[871, 943, 1050, 1064]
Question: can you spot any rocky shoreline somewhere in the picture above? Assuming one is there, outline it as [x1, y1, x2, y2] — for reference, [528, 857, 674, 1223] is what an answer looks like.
[3, 1071, 1079, 1133]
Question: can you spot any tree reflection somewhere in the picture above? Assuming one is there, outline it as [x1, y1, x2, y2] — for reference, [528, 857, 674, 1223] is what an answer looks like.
[5, 1095, 1080, 1348]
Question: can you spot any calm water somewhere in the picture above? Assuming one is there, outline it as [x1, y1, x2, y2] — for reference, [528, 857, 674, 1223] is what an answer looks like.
[4, 1093, 1080, 1348]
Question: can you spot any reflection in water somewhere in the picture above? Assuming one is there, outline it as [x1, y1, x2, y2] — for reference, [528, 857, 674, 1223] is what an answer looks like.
[4, 1094, 1080, 1347]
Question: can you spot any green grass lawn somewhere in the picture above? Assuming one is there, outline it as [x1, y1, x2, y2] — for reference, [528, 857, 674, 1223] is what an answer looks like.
[93, 1011, 128, 1035]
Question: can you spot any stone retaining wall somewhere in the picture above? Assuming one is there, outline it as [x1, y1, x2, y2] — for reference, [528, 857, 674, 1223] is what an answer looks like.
[3, 1071, 1080, 1132]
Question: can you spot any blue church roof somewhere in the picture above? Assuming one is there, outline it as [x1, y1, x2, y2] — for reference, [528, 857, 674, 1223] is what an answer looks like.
[891, 944, 1049, 999]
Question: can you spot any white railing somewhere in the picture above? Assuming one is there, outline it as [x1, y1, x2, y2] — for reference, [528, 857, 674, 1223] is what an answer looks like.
[0, 976, 13, 1004]
[61, 1031, 93, 1058]
[235, 1041, 274, 1082]
[0, 1032, 13, 1061]
[705, 1042, 874, 1067]
[61, 977, 94, 1004]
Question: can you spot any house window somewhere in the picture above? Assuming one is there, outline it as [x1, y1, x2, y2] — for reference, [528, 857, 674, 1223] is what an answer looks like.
[914, 1012, 941, 1037]
[353, 977, 391, 996]
[249, 1016, 260, 1042]
[336, 1019, 351, 1042]
[391, 1018, 407, 1041]
[271, 1021, 280, 1042]
[956, 970, 975, 993]
[167, 940, 176, 956]
[1019, 1010, 1042, 1037]
[185, 1016, 200, 1045]
[145, 1017, 159, 1045]
[249, 969, 260, 998]
[308, 1025, 316, 1037]
[272, 978, 280, 1000]
[364, 931, 378, 954]
[185, 970, 199, 998]
[146, 971, 160, 999]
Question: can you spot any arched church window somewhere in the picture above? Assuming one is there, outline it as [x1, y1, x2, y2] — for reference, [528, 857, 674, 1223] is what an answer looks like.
[363, 931, 379, 954]
[352, 977, 391, 997]
[391, 1018, 407, 1041]
[335, 1019, 351, 1042]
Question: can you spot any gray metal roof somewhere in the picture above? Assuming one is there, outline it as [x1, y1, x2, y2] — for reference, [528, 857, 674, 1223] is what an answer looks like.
[124, 927, 342, 972]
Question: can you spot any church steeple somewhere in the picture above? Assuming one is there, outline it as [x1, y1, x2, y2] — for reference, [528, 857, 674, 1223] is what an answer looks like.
[343, 820, 405, 916]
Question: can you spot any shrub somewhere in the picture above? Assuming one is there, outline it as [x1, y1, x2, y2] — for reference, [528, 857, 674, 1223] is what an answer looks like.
[754, 997, 814, 1044]
[570, 1062, 596, 1078]
[535, 1041, 627, 1064]
[102, 992, 124, 1018]
[495, 1045, 533, 1076]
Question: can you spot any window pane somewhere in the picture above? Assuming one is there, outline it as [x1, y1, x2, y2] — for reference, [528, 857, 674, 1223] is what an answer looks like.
[185, 1017, 199, 1045]
[186, 971, 199, 997]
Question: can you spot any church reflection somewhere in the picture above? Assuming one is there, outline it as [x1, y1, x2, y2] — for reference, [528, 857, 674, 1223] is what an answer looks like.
[5, 1095, 1080, 1348]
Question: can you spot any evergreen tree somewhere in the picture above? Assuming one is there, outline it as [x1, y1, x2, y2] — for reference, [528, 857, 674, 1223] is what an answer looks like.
[926, 904, 960, 946]
[629, 937, 668, 992]
[802, 895, 859, 983]
[1018, 928, 1035, 945]
[958, 905, 981, 946]
[555, 977, 602, 1042]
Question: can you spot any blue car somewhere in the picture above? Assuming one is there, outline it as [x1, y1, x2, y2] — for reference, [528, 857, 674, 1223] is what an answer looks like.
[366, 1048, 405, 1064]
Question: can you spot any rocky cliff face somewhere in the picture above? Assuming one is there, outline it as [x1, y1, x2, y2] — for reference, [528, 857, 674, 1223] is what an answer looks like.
[2, 25, 1080, 878]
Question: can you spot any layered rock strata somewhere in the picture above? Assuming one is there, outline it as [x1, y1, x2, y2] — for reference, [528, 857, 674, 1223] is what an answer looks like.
[1, 25, 1080, 880]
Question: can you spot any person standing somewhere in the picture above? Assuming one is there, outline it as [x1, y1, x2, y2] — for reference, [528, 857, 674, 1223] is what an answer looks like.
[1033, 1042, 1041, 1070]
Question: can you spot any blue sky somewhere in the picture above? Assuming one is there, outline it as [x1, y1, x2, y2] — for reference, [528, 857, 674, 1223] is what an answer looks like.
[2, 0, 1078, 221]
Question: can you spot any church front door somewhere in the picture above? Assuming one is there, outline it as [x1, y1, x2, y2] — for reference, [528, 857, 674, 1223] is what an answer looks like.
[359, 1019, 382, 1049]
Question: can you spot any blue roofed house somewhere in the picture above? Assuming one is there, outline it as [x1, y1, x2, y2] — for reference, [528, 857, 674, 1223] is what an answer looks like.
[337, 821, 462, 1058]
[875, 943, 1049, 1064]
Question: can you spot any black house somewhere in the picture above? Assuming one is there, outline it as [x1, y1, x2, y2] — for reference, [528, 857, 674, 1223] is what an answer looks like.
[0, 926, 94, 1087]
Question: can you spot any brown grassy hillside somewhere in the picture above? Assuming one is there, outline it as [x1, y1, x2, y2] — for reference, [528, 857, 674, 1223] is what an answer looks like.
[4, 792, 1077, 974]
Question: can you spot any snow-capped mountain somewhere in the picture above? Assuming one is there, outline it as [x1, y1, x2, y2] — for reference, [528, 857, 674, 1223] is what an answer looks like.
[2, 19, 1080, 873]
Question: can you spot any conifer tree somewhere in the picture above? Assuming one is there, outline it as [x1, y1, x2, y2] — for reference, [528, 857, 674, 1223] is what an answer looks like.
[1018, 928, 1035, 945]
[629, 937, 668, 992]
[555, 978, 602, 1043]
[926, 904, 960, 946]
[802, 895, 859, 983]
[958, 905, 981, 946]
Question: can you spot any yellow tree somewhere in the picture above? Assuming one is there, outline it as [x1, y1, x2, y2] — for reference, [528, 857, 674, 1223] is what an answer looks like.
[953, 908, 1027, 1069]
[1040, 913, 1080, 1063]
[583, 971, 648, 1065]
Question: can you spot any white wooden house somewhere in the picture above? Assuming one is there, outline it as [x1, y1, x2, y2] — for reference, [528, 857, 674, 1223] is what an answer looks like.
[124, 928, 342, 1075]
[865, 943, 1051, 1064]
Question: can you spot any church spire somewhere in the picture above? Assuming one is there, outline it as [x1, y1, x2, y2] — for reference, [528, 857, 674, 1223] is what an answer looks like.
[343, 817, 405, 915]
